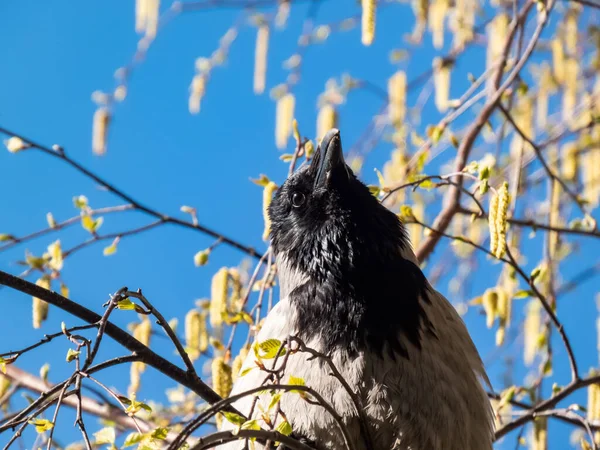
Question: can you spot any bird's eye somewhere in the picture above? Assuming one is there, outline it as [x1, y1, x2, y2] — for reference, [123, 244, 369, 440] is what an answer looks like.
[291, 192, 306, 208]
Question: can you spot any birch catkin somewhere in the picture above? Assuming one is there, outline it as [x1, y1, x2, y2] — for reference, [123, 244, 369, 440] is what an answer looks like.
[361, 0, 375, 46]
[388, 71, 407, 127]
[263, 181, 278, 241]
[275, 93, 295, 149]
[253, 25, 269, 95]
[92, 107, 110, 156]
[433, 57, 450, 112]
[317, 104, 337, 144]
[33, 276, 51, 329]
[210, 268, 229, 328]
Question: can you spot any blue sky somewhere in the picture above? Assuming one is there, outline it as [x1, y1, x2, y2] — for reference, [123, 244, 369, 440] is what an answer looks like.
[1, 1, 599, 448]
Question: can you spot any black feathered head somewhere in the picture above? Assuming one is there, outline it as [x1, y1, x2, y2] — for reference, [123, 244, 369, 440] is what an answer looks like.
[268, 129, 432, 357]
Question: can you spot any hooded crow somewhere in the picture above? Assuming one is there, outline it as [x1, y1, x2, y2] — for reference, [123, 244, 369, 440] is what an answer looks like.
[219, 129, 494, 450]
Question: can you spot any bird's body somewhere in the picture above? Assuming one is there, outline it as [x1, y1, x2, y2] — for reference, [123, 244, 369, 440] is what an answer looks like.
[218, 129, 494, 450]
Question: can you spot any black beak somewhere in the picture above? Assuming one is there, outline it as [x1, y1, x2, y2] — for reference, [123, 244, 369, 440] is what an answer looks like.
[312, 128, 347, 190]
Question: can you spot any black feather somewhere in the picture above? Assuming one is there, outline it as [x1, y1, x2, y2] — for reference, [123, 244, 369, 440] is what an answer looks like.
[268, 158, 434, 358]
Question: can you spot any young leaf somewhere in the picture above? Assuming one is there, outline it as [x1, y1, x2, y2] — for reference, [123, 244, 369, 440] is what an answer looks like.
[257, 339, 285, 359]
[123, 432, 143, 447]
[66, 348, 81, 362]
[241, 420, 261, 431]
[275, 420, 293, 436]
[28, 418, 54, 433]
[222, 411, 246, 426]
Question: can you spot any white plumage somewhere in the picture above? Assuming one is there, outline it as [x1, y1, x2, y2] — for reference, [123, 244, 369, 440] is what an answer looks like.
[219, 253, 494, 450]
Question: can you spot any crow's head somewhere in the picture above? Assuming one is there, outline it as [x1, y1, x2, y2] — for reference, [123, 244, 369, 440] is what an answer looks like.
[268, 129, 432, 357]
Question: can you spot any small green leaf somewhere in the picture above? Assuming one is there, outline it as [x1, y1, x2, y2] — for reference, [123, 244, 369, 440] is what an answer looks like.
[479, 166, 490, 180]
[125, 398, 152, 415]
[116, 298, 136, 310]
[66, 348, 81, 362]
[81, 214, 103, 233]
[73, 195, 89, 209]
[150, 427, 169, 440]
[530, 267, 542, 281]
[239, 366, 256, 377]
[279, 154, 294, 162]
[367, 185, 380, 197]
[103, 244, 117, 256]
[241, 419, 261, 431]
[514, 290, 533, 299]
[28, 418, 54, 433]
[268, 393, 282, 411]
[257, 339, 285, 359]
[275, 420, 293, 436]
[288, 375, 307, 397]
[399, 205, 414, 220]
[250, 174, 270, 187]
[222, 411, 246, 426]
[0, 234, 15, 242]
[123, 432, 143, 447]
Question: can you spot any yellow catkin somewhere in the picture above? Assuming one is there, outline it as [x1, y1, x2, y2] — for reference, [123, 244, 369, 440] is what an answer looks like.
[33, 276, 51, 329]
[428, 0, 449, 49]
[548, 150, 561, 261]
[262, 181, 278, 241]
[232, 346, 250, 382]
[210, 268, 229, 328]
[587, 373, 600, 423]
[494, 182, 510, 259]
[451, 0, 475, 49]
[275, 1, 290, 28]
[361, 0, 375, 46]
[481, 288, 498, 328]
[228, 269, 243, 312]
[253, 25, 269, 95]
[564, 8, 579, 55]
[212, 356, 232, 428]
[581, 139, 600, 206]
[495, 287, 510, 346]
[551, 38, 565, 85]
[382, 147, 408, 205]
[561, 142, 578, 181]
[488, 192, 499, 256]
[135, 0, 148, 33]
[144, 0, 159, 39]
[536, 65, 555, 130]
[486, 14, 509, 74]
[185, 310, 208, 360]
[275, 93, 295, 149]
[212, 357, 233, 398]
[524, 300, 541, 365]
[408, 201, 424, 250]
[129, 361, 141, 397]
[388, 71, 407, 127]
[189, 75, 205, 115]
[496, 287, 511, 326]
[133, 318, 152, 373]
[92, 107, 110, 156]
[316, 104, 338, 145]
[563, 57, 579, 123]
[532, 417, 547, 450]
[433, 57, 450, 112]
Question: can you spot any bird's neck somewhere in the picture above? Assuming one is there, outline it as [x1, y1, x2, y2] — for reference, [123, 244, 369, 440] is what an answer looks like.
[276, 248, 433, 359]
